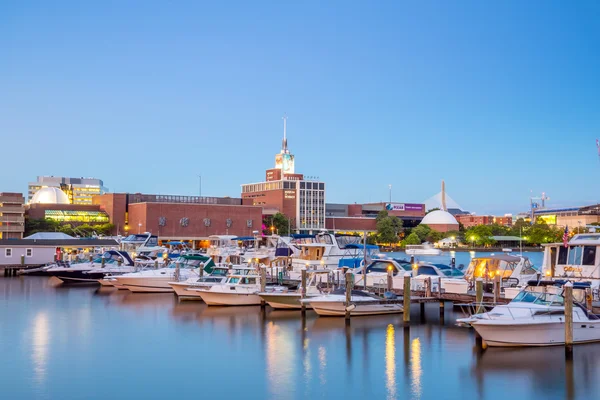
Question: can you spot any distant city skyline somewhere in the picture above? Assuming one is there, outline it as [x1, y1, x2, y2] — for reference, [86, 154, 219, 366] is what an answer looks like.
[2, 1, 599, 215]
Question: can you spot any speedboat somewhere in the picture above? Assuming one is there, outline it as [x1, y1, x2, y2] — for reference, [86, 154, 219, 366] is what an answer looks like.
[405, 243, 442, 256]
[301, 289, 403, 317]
[46, 251, 134, 284]
[353, 258, 412, 289]
[411, 262, 469, 294]
[457, 280, 600, 347]
[114, 254, 206, 293]
[258, 269, 332, 309]
[168, 264, 230, 300]
[196, 267, 264, 306]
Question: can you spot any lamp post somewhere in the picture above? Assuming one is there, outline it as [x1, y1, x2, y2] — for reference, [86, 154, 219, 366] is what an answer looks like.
[198, 174, 202, 198]
[138, 222, 142, 234]
[471, 236, 475, 249]
[388, 184, 392, 204]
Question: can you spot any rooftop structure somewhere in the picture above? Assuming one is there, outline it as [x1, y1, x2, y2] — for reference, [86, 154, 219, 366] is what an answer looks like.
[30, 187, 70, 205]
[420, 181, 459, 232]
[28, 176, 108, 205]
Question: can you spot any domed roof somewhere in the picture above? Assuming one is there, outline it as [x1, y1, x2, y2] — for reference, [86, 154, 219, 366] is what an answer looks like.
[31, 187, 70, 204]
[421, 210, 458, 226]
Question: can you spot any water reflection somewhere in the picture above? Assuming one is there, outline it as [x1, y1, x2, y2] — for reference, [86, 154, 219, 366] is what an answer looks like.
[265, 321, 296, 399]
[410, 338, 422, 399]
[318, 346, 327, 386]
[385, 324, 396, 400]
[30, 311, 50, 385]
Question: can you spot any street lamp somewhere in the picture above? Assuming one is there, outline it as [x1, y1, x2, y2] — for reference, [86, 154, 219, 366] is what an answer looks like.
[388, 184, 392, 204]
[138, 222, 142, 234]
[470, 236, 475, 248]
[270, 226, 275, 236]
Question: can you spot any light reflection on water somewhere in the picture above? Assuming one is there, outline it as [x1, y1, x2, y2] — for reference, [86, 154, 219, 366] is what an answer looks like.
[0, 276, 598, 400]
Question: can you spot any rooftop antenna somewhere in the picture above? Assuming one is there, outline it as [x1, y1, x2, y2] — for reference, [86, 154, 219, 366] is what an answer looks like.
[441, 180, 447, 211]
[282, 114, 288, 153]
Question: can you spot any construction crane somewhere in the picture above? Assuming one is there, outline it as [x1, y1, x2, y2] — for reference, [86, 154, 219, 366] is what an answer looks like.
[530, 192, 549, 223]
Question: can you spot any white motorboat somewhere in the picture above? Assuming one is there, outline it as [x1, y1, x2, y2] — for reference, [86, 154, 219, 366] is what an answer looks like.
[169, 265, 230, 300]
[206, 235, 241, 262]
[458, 281, 600, 347]
[115, 254, 207, 293]
[411, 262, 469, 294]
[301, 289, 403, 317]
[405, 243, 442, 256]
[196, 267, 264, 306]
[258, 269, 332, 309]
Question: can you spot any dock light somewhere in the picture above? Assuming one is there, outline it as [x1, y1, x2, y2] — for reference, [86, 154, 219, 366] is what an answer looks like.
[412, 264, 418, 270]
[162, 253, 168, 259]
[545, 270, 551, 277]
[387, 265, 394, 271]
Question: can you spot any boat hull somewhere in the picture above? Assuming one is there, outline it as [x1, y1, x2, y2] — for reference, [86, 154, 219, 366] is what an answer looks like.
[309, 301, 403, 317]
[52, 270, 99, 284]
[472, 320, 600, 347]
[169, 282, 205, 299]
[198, 291, 262, 306]
[258, 293, 312, 310]
[115, 276, 175, 293]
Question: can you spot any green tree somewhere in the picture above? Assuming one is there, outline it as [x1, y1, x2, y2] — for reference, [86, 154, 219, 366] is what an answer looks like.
[489, 223, 510, 236]
[375, 210, 403, 244]
[464, 225, 496, 246]
[264, 213, 291, 236]
[24, 218, 62, 236]
[405, 232, 421, 245]
[412, 225, 432, 242]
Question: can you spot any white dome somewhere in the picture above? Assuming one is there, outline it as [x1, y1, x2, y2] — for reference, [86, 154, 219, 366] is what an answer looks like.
[421, 210, 458, 226]
[31, 187, 70, 204]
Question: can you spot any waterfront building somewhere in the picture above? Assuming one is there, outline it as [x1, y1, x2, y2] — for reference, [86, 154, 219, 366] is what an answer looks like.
[325, 202, 425, 233]
[93, 193, 261, 247]
[27, 176, 108, 205]
[0, 192, 25, 239]
[455, 214, 513, 228]
[241, 118, 326, 233]
[533, 204, 600, 228]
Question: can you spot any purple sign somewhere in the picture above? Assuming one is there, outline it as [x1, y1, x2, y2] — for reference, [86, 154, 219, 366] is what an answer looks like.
[385, 203, 423, 212]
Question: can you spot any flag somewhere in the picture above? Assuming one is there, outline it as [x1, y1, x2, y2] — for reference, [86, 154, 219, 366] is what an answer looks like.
[563, 225, 569, 248]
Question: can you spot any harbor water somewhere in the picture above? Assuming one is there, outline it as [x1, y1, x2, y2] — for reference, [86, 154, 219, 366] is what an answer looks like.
[1, 251, 596, 400]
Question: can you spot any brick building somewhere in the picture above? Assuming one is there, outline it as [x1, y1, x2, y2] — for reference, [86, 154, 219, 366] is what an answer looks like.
[93, 193, 261, 242]
[455, 214, 513, 228]
[0, 192, 25, 239]
[241, 119, 326, 232]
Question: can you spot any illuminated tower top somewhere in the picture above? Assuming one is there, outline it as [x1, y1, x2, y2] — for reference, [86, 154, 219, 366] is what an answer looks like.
[275, 116, 295, 174]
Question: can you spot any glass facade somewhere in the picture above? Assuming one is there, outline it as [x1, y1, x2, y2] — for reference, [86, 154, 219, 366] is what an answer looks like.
[298, 181, 326, 231]
[44, 210, 110, 223]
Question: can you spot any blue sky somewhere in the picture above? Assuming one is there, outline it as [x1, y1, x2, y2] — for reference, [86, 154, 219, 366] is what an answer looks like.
[1, 1, 599, 214]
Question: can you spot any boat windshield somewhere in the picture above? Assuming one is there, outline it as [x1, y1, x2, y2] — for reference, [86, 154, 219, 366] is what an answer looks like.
[441, 268, 464, 278]
[512, 289, 564, 306]
[211, 268, 228, 276]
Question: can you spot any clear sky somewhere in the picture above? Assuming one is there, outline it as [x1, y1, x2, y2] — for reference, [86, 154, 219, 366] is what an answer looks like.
[1, 1, 599, 214]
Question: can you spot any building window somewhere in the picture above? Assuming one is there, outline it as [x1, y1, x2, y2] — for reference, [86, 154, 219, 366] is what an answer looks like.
[5, 248, 12, 257]
[26, 248, 33, 257]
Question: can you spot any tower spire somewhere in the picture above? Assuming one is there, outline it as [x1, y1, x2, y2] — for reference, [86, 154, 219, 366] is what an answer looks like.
[441, 180, 447, 211]
[282, 115, 288, 153]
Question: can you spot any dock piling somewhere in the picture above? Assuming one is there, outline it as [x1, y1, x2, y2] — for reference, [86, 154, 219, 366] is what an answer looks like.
[493, 275, 500, 304]
[154, 260, 158, 270]
[260, 267, 267, 309]
[564, 282, 573, 357]
[101, 256, 106, 268]
[301, 268, 307, 315]
[403, 273, 411, 324]
[345, 271, 353, 320]
[387, 268, 392, 292]
[475, 278, 484, 314]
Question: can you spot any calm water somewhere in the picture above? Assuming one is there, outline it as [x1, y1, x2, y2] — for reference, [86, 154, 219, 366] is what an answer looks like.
[1, 251, 595, 400]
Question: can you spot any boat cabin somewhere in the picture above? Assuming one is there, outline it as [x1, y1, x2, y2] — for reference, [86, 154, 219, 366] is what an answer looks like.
[414, 263, 464, 278]
[172, 254, 216, 272]
[361, 258, 412, 276]
[542, 234, 600, 286]
[464, 254, 537, 286]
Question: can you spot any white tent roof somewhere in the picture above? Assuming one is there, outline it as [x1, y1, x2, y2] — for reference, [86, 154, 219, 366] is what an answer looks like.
[424, 191, 463, 212]
[25, 232, 75, 240]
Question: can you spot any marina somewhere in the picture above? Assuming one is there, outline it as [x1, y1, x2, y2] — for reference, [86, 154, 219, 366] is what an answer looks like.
[1, 273, 597, 400]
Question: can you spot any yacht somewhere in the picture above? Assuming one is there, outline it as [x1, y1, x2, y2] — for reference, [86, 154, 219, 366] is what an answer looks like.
[114, 254, 207, 293]
[206, 235, 241, 262]
[541, 233, 600, 299]
[46, 251, 134, 283]
[258, 269, 332, 309]
[405, 243, 442, 256]
[301, 289, 403, 317]
[457, 281, 600, 347]
[463, 254, 539, 298]
[353, 258, 411, 289]
[290, 232, 379, 276]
